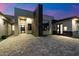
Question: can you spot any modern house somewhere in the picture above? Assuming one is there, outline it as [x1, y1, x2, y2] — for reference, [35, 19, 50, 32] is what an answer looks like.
[14, 4, 53, 36]
[0, 4, 53, 38]
[53, 16, 79, 37]
[0, 4, 79, 38]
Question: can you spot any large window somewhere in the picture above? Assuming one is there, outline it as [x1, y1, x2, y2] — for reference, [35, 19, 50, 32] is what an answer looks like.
[43, 23, 49, 31]
[64, 26, 67, 31]
[77, 21, 79, 31]
[28, 24, 32, 30]
[57, 24, 59, 34]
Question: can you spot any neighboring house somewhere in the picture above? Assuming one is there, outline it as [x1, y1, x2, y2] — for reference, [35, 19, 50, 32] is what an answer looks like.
[0, 12, 14, 38]
[53, 16, 79, 37]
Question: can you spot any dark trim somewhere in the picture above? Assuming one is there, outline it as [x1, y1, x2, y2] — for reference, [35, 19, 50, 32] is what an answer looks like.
[55, 16, 79, 22]
[38, 4, 43, 36]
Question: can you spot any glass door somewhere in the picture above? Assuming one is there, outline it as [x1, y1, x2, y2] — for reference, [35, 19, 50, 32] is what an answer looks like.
[20, 25, 25, 33]
[60, 24, 63, 34]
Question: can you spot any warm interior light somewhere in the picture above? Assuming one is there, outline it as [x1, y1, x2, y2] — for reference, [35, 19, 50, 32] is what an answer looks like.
[60, 24, 63, 34]
[0, 15, 4, 24]
[57, 25, 59, 28]
[64, 26, 67, 31]
[12, 25, 15, 31]
[19, 16, 26, 19]
[27, 18, 32, 24]
[73, 18, 78, 21]
[57, 24, 59, 33]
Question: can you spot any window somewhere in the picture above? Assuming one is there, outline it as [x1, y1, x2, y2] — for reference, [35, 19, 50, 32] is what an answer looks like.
[28, 24, 32, 30]
[64, 26, 67, 31]
[43, 23, 49, 31]
[57, 25, 59, 28]
[20, 25, 25, 33]
[60, 24, 63, 34]
[57, 24, 59, 33]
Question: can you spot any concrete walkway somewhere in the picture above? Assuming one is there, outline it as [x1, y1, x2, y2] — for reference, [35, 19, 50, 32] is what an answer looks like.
[0, 34, 79, 56]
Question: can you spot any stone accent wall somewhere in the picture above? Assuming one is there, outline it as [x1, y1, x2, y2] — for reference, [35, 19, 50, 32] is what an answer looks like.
[32, 4, 43, 36]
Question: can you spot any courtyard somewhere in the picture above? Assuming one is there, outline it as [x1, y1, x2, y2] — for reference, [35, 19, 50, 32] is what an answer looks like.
[0, 34, 79, 56]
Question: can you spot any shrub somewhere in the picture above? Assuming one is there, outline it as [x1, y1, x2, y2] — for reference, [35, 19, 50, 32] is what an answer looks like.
[1, 35, 7, 39]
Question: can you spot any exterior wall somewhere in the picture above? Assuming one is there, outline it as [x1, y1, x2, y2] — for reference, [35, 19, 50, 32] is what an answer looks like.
[0, 15, 13, 38]
[72, 18, 79, 37]
[0, 19, 6, 38]
[14, 17, 19, 35]
[8, 23, 12, 35]
[53, 19, 72, 36]
[32, 4, 43, 36]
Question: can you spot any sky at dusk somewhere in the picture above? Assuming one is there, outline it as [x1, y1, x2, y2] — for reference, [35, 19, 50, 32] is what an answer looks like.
[0, 3, 79, 19]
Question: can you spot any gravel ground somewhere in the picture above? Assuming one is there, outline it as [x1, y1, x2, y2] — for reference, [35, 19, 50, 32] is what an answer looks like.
[0, 34, 79, 56]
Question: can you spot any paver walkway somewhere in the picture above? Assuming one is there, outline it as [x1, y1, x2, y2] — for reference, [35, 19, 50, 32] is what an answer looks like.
[0, 34, 79, 56]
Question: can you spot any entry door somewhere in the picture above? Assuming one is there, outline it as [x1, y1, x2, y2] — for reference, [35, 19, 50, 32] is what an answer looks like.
[60, 24, 63, 34]
[20, 25, 25, 33]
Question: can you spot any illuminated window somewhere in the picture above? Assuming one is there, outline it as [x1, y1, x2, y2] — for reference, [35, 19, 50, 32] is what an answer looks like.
[60, 24, 63, 34]
[57, 25, 59, 28]
[57, 24, 59, 33]
[12, 25, 15, 31]
[64, 26, 67, 31]
[27, 18, 32, 24]
[57, 29, 59, 33]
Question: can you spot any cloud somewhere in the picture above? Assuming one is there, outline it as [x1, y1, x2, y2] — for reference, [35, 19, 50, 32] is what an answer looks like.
[0, 3, 6, 12]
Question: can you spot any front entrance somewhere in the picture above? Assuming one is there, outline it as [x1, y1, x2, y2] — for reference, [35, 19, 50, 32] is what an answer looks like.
[18, 16, 32, 34]
[20, 25, 25, 33]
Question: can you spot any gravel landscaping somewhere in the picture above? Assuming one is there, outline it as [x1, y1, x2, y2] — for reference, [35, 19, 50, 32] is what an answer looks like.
[0, 34, 79, 56]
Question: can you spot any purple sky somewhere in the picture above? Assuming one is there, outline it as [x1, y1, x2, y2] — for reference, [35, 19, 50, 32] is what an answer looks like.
[0, 3, 79, 19]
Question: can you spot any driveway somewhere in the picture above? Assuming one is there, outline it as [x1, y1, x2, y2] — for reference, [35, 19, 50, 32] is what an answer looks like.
[0, 34, 79, 56]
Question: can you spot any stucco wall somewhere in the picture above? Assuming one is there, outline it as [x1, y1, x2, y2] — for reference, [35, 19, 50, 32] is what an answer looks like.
[8, 23, 12, 35]
[0, 15, 9, 38]
[72, 18, 79, 37]
[0, 19, 6, 38]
